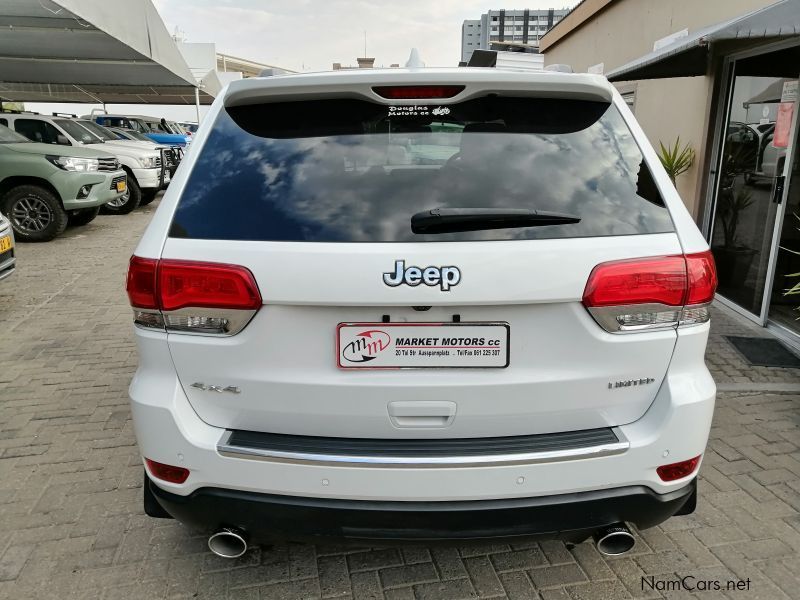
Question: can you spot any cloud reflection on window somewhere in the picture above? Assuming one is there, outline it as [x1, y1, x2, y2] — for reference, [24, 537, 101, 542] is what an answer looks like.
[171, 102, 673, 242]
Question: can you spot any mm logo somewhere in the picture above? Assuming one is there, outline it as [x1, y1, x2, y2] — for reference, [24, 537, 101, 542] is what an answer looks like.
[341, 330, 391, 363]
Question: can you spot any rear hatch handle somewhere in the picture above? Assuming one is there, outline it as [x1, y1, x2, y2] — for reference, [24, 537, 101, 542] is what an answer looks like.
[411, 207, 581, 234]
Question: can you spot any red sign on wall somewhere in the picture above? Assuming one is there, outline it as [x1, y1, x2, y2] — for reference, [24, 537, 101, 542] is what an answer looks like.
[774, 102, 794, 148]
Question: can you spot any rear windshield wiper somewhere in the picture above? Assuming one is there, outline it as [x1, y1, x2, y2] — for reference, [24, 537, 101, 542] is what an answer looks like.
[411, 208, 581, 234]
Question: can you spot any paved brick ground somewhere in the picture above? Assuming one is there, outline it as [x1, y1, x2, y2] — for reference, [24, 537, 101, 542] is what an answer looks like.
[1, 199, 799, 599]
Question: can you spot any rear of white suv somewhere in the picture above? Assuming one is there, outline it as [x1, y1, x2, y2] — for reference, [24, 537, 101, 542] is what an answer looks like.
[126, 69, 716, 555]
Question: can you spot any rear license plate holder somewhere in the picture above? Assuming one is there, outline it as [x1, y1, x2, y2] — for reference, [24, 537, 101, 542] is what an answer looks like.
[337, 322, 510, 369]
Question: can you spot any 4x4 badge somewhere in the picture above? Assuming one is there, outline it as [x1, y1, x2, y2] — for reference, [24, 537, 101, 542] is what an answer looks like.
[383, 260, 461, 292]
[191, 382, 241, 394]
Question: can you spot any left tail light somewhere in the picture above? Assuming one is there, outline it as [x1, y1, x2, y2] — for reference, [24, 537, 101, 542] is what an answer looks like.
[126, 256, 262, 335]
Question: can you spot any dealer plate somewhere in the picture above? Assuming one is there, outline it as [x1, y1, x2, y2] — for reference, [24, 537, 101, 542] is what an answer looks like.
[116, 179, 127, 193]
[337, 322, 509, 369]
[0, 235, 12, 253]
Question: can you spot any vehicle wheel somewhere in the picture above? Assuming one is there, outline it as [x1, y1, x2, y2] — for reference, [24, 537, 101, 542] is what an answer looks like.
[139, 189, 159, 206]
[68, 206, 101, 226]
[1, 185, 68, 242]
[103, 175, 140, 215]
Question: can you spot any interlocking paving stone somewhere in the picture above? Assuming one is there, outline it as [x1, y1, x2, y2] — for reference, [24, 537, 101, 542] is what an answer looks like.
[0, 198, 799, 598]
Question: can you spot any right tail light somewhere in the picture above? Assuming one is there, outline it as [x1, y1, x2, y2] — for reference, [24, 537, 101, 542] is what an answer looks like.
[582, 250, 717, 333]
[126, 256, 262, 335]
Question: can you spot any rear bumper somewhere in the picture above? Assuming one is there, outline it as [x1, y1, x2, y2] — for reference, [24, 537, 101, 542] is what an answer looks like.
[130, 322, 715, 503]
[148, 475, 696, 542]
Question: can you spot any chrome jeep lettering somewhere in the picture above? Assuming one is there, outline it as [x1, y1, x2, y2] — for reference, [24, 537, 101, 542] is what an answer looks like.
[383, 260, 461, 291]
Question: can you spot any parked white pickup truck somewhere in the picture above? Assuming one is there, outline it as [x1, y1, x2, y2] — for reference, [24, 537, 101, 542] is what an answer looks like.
[75, 119, 171, 210]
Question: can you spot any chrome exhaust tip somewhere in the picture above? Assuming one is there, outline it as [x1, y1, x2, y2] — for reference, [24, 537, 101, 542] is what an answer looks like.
[593, 523, 635, 556]
[208, 528, 248, 558]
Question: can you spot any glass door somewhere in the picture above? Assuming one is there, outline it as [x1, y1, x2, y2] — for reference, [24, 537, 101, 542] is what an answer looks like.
[768, 121, 800, 336]
[709, 49, 800, 324]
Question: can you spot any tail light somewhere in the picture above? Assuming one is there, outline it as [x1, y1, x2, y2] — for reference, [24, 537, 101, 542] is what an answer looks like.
[126, 257, 262, 335]
[657, 455, 701, 482]
[582, 250, 717, 333]
[145, 458, 190, 484]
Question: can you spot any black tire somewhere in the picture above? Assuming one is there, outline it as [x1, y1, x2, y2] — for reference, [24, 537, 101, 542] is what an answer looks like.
[1, 184, 68, 242]
[102, 175, 140, 215]
[139, 188, 159, 206]
[68, 206, 101, 226]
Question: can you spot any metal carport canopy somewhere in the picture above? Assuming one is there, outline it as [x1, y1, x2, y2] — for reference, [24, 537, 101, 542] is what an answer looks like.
[606, 0, 800, 82]
[0, 0, 213, 104]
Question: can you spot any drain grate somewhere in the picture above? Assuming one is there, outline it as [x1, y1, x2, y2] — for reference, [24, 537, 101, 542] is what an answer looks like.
[725, 336, 800, 368]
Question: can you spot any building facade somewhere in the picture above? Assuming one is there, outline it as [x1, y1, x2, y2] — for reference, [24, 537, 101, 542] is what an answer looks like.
[539, 0, 800, 347]
[539, 0, 774, 216]
[461, 9, 570, 64]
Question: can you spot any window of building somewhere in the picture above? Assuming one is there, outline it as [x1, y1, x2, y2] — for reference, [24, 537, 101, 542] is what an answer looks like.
[621, 91, 636, 112]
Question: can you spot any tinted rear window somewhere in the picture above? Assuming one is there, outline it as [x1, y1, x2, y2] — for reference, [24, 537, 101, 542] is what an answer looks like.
[170, 96, 673, 242]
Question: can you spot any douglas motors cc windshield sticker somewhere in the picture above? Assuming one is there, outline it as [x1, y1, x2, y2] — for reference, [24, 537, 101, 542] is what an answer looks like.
[388, 105, 451, 117]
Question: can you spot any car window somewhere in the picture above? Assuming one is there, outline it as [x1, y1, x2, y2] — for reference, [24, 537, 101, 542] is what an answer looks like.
[0, 123, 30, 143]
[54, 119, 102, 144]
[76, 120, 118, 141]
[147, 120, 170, 133]
[14, 119, 66, 144]
[0, 118, 7, 127]
[170, 96, 674, 243]
[115, 128, 150, 142]
[129, 120, 150, 133]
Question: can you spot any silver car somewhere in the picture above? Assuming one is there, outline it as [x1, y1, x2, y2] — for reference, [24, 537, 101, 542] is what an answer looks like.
[0, 210, 15, 281]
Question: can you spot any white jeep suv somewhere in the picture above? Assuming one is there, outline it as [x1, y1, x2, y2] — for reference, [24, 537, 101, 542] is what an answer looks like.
[126, 69, 717, 558]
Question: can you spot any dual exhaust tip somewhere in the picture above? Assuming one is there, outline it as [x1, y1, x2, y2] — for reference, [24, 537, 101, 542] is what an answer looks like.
[207, 523, 635, 559]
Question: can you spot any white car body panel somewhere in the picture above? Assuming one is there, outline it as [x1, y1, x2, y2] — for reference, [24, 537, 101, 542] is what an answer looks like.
[162, 233, 683, 436]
